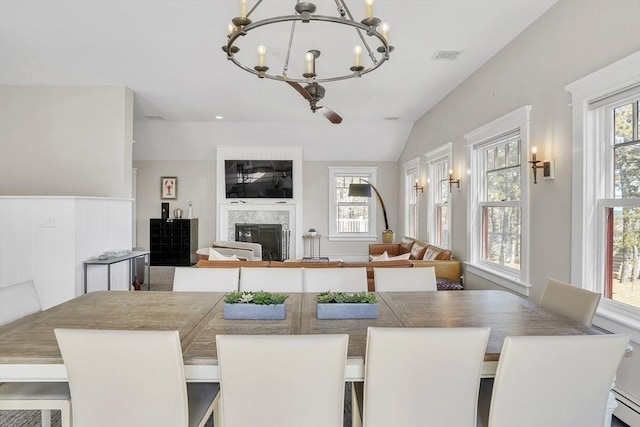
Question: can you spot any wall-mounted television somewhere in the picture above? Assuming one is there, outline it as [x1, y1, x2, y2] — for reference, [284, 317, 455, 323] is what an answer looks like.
[225, 160, 293, 199]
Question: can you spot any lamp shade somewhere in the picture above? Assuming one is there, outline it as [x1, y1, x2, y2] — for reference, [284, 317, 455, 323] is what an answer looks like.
[348, 183, 372, 197]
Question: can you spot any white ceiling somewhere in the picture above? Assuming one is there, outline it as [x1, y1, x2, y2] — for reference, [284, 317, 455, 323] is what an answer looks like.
[0, 0, 557, 161]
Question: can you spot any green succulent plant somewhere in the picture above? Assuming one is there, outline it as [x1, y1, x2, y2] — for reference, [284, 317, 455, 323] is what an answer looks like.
[224, 290, 288, 305]
[315, 291, 377, 304]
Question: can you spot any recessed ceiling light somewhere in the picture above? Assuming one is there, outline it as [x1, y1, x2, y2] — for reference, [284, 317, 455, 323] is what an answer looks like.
[215, 115, 224, 120]
[144, 115, 165, 120]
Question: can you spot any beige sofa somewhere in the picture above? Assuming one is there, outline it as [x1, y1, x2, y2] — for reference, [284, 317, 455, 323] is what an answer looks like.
[369, 236, 462, 290]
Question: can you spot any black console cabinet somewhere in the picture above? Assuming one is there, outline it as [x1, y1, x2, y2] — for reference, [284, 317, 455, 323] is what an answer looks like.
[150, 219, 198, 266]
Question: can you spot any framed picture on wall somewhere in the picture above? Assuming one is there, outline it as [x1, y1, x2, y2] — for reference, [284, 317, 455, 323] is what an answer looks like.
[161, 176, 178, 200]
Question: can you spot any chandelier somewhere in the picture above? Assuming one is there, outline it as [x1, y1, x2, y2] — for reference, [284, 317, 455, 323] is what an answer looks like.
[222, 0, 394, 83]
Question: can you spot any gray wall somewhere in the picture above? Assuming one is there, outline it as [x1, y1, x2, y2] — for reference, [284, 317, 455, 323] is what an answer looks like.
[132, 158, 398, 259]
[0, 86, 134, 198]
[398, 0, 640, 411]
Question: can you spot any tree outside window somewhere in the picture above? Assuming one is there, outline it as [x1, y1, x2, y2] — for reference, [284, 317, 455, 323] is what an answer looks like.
[607, 99, 640, 308]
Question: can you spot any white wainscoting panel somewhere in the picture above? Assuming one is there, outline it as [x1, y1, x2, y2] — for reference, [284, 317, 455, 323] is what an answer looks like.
[0, 197, 132, 309]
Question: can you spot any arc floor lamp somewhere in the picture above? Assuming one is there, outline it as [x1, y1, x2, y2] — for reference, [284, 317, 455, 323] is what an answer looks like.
[348, 180, 394, 243]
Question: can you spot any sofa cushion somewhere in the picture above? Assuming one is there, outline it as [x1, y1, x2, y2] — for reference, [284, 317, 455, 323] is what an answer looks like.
[423, 245, 452, 261]
[398, 236, 415, 254]
[410, 241, 428, 260]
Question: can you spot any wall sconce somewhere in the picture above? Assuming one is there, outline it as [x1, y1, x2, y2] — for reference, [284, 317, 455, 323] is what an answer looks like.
[528, 146, 554, 184]
[414, 179, 424, 195]
[447, 170, 461, 193]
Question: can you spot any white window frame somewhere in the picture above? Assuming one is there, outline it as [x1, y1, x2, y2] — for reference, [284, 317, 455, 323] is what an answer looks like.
[566, 51, 640, 340]
[403, 158, 420, 238]
[464, 106, 532, 296]
[327, 166, 378, 242]
[425, 143, 453, 249]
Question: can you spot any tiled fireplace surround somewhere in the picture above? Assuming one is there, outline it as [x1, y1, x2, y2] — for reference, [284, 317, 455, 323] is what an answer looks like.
[218, 202, 300, 260]
[226, 209, 290, 241]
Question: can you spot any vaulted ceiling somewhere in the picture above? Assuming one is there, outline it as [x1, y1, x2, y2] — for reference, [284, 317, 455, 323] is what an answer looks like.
[0, 0, 558, 160]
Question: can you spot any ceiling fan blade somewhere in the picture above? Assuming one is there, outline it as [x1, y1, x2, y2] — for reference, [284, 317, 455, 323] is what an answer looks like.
[317, 106, 343, 124]
[282, 79, 313, 100]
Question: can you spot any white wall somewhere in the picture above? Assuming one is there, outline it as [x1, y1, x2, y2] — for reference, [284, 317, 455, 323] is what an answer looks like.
[398, 0, 640, 419]
[0, 197, 132, 309]
[0, 85, 134, 198]
[0, 85, 136, 307]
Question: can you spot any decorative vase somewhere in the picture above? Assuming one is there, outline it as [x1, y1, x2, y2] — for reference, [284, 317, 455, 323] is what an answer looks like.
[316, 303, 379, 319]
[382, 229, 394, 244]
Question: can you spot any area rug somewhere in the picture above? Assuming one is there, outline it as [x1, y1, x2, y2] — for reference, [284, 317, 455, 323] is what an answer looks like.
[0, 385, 353, 427]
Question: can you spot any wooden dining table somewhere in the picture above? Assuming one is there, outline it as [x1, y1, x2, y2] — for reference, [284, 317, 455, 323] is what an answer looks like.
[0, 289, 599, 383]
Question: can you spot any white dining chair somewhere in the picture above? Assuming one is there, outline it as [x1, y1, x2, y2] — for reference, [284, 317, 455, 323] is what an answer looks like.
[54, 328, 219, 427]
[216, 334, 349, 427]
[0, 280, 71, 427]
[303, 267, 368, 293]
[373, 266, 437, 291]
[539, 277, 601, 326]
[361, 327, 490, 427]
[173, 266, 240, 292]
[485, 334, 629, 427]
[239, 267, 303, 292]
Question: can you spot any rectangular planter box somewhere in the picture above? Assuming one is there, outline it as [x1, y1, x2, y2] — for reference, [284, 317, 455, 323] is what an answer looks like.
[223, 303, 286, 320]
[316, 303, 378, 319]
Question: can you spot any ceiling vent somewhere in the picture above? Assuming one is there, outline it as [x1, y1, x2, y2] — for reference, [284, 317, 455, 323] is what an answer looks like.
[431, 50, 462, 61]
[144, 115, 165, 120]
[384, 116, 400, 121]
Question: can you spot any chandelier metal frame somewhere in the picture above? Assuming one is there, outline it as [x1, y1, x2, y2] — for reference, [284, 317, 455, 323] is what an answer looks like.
[222, 0, 394, 84]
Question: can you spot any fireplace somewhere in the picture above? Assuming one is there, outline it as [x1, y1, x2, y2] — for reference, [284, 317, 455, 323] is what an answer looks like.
[235, 223, 289, 261]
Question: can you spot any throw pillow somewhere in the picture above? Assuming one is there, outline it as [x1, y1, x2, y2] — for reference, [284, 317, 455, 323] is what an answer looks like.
[369, 251, 389, 261]
[388, 253, 411, 261]
[209, 248, 240, 261]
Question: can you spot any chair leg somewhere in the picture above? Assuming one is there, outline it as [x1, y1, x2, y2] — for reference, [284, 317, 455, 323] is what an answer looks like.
[351, 382, 364, 427]
[41, 409, 52, 427]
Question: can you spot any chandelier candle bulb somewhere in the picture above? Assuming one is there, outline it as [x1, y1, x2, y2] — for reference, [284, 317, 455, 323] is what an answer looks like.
[306, 51, 314, 74]
[257, 45, 266, 67]
[380, 22, 390, 41]
[354, 45, 362, 67]
[240, 0, 247, 18]
[365, 0, 374, 19]
[531, 146, 538, 161]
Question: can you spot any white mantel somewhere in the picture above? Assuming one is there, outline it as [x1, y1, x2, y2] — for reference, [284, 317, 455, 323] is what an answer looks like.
[216, 146, 303, 259]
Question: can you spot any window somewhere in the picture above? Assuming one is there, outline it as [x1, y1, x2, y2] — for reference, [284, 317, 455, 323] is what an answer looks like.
[481, 135, 521, 270]
[425, 144, 452, 249]
[403, 158, 420, 238]
[607, 97, 640, 308]
[465, 106, 532, 295]
[328, 167, 377, 241]
[566, 51, 640, 333]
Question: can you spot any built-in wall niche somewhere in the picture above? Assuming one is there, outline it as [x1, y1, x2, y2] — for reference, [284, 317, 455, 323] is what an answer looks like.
[216, 146, 303, 259]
